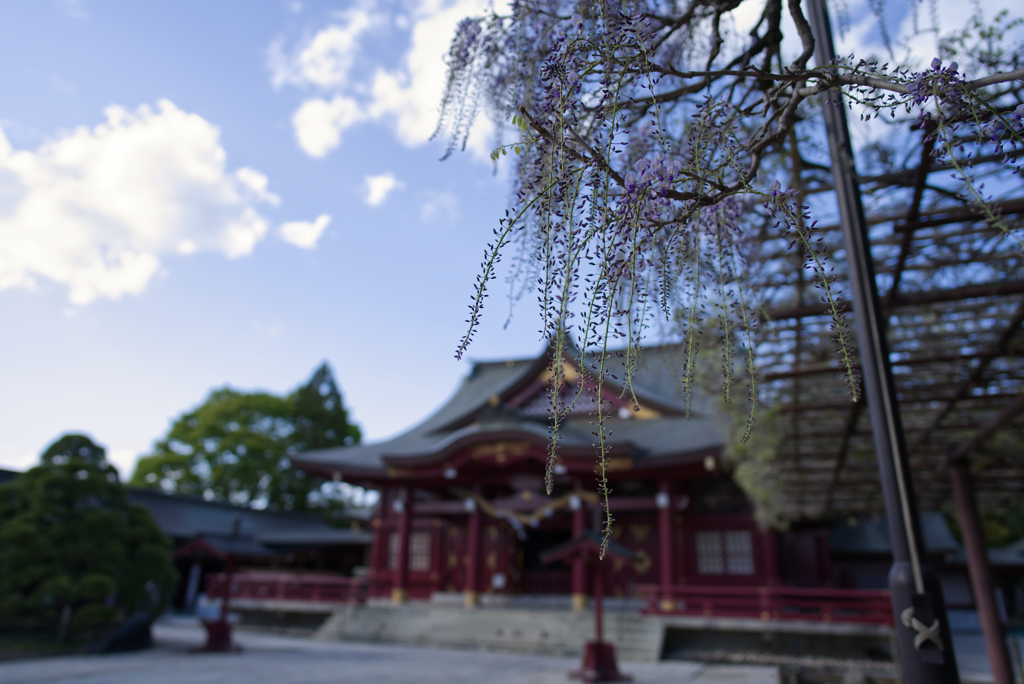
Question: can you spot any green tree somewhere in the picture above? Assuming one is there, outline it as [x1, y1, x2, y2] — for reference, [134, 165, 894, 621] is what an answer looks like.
[291, 363, 361, 452]
[0, 434, 176, 638]
[132, 362, 360, 511]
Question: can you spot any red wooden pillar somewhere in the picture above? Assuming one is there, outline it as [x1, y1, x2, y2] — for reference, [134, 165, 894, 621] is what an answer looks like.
[656, 479, 675, 611]
[571, 489, 587, 611]
[761, 528, 780, 586]
[392, 486, 413, 604]
[950, 457, 1014, 684]
[594, 558, 605, 643]
[368, 495, 386, 592]
[497, 524, 511, 595]
[219, 555, 236, 622]
[464, 485, 482, 607]
[675, 514, 688, 586]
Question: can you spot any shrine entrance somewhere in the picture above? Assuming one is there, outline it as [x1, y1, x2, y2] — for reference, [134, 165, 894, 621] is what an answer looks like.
[520, 527, 572, 594]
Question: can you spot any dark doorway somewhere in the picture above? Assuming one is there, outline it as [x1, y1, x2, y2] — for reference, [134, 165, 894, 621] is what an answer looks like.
[519, 528, 572, 594]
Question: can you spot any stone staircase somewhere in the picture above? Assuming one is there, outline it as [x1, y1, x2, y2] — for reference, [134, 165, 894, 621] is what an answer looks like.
[313, 604, 664, 662]
[610, 612, 666, 662]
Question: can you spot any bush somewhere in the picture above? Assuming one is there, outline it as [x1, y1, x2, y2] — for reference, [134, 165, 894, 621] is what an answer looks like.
[0, 434, 178, 639]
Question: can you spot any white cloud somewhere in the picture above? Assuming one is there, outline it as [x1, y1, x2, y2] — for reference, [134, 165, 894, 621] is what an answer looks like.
[891, 0, 1024, 73]
[286, 1, 303, 13]
[270, 8, 375, 89]
[822, 0, 1024, 71]
[236, 167, 280, 204]
[270, 0, 497, 159]
[367, 0, 487, 147]
[0, 100, 281, 304]
[364, 172, 403, 206]
[279, 213, 331, 249]
[292, 96, 365, 157]
[297, 15, 373, 88]
[419, 190, 460, 226]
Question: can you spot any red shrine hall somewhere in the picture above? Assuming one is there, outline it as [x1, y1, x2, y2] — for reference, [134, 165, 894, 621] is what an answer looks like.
[293, 345, 874, 616]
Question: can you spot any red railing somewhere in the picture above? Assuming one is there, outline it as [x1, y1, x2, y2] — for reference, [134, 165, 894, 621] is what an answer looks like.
[638, 584, 893, 625]
[206, 572, 370, 605]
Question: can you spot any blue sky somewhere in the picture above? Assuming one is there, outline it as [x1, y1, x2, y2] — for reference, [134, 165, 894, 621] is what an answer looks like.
[0, 0, 1018, 478]
[0, 0, 546, 477]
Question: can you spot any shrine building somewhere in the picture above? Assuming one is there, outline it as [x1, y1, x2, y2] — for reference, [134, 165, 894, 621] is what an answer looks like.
[293, 343, 817, 610]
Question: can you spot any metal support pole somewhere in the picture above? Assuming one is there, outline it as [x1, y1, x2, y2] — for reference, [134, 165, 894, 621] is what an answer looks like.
[949, 457, 1014, 684]
[806, 0, 959, 681]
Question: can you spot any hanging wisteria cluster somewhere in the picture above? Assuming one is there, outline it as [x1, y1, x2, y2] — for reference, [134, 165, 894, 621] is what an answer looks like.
[435, 0, 1024, 551]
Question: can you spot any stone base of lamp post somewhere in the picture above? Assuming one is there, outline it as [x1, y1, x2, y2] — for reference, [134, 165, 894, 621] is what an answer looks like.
[570, 641, 633, 682]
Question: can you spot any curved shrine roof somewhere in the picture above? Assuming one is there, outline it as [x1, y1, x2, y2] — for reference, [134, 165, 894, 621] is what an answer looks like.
[292, 344, 726, 478]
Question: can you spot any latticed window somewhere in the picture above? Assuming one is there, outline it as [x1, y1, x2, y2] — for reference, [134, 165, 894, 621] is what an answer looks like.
[695, 531, 724, 575]
[695, 530, 754, 576]
[387, 531, 432, 571]
[409, 532, 431, 571]
[723, 531, 754, 575]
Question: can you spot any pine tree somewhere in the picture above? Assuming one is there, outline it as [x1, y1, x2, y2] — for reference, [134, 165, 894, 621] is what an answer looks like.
[289, 362, 361, 452]
[0, 434, 176, 638]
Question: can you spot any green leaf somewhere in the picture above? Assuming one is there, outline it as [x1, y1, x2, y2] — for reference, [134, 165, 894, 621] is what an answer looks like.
[130, 364, 359, 513]
[0, 436, 178, 633]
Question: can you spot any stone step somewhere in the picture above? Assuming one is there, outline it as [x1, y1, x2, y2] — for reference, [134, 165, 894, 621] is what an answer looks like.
[314, 605, 664, 662]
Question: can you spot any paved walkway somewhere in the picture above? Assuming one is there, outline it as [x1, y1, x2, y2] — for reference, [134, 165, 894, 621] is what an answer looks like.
[951, 631, 1024, 684]
[0, 620, 777, 684]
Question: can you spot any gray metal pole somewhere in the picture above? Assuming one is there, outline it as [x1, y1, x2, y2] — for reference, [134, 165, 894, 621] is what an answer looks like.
[805, 1, 959, 681]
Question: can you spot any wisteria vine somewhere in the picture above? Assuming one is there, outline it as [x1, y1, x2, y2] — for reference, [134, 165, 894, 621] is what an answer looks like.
[435, 0, 1024, 553]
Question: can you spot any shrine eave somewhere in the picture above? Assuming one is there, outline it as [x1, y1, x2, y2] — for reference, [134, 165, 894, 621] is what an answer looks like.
[294, 431, 723, 486]
[378, 424, 595, 468]
[293, 417, 726, 480]
[291, 343, 726, 483]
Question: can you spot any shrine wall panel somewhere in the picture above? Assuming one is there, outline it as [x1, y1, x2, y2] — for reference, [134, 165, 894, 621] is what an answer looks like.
[443, 520, 468, 592]
[481, 522, 517, 595]
[607, 512, 660, 597]
[367, 516, 445, 598]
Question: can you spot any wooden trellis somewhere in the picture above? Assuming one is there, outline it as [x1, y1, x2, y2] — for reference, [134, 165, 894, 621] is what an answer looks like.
[750, 131, 1024, 521]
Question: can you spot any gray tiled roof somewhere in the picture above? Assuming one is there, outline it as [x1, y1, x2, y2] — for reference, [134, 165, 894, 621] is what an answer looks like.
[829, 511, 963, 555]
[944, 535, 1024, 567]
[129, 488, 370, 552]
[293, 344, 726, 475]
[830, 511, 1024, 566]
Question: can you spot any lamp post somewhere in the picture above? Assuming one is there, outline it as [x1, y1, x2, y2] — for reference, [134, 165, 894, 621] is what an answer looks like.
[541, 531, 634, 683]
